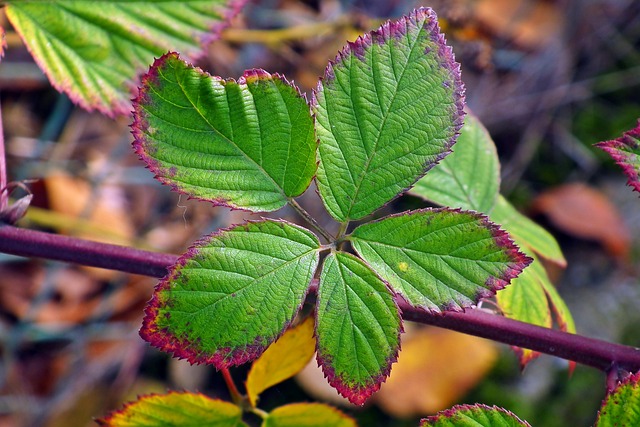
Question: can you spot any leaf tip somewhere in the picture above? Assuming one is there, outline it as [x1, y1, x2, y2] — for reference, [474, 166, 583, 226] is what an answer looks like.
[484, 218, 534, 292]
[316, 344, 399, 406]
[596, 120, 640, 194]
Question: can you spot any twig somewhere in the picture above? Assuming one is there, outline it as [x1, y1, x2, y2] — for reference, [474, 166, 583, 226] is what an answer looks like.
[1, 224, 640, 373]
[221, 368, 243, 406]
[0, 102, 7, 212]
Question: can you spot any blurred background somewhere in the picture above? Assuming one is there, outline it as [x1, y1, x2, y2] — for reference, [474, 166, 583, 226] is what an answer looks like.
[0, 0, 639, 425]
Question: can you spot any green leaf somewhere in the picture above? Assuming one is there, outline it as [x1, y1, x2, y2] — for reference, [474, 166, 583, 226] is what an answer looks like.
[132, 52, 317, 212]
[246, 316, 316, 407]
[5, 1, 245, 116]
[262, 403, 357, 427]
[490, 196, 575, 339]
[313, 7, 465, 222]
[140, 219, 320, 368]
[316, 252, 401, 405]
[596, 120, 640, 194]
[537, 259, 576, 335]
[420, 404, 531, 427]
[349, 208, 531, 312]
[490, 195, 566, 267]
[411, 112, 500, 213]
[97, 391, 247, 426]
[496, 256, 552, 366]
[596, 372, 640, 427]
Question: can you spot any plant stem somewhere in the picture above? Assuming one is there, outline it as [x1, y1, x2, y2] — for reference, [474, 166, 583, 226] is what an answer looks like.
[1, 224, 640, 373]
[336, 221, 349, 240]
[221, 18, 350, 44]
[287, 198, 334, 242]
[0, 102, 8, 212]
[221, 368, 244, 406]
[0, 224, 176, 277]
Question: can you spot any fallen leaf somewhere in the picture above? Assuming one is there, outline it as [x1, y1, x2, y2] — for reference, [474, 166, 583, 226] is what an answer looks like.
[373, 327, 498, 417]
[473, 0, 562, 50]
[532, 183, 630, 258]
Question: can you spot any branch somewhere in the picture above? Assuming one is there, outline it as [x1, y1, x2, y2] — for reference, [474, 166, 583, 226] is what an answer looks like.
[1, 224, 639, 373]
[0, 102, 7, 212]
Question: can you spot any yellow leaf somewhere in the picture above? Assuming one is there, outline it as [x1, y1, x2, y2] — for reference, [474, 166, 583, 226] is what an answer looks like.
[97, 391, 246, 426]
[246, 315, 316, 407]
[374, 326, 498, 417]
[262, 403, 356, 427]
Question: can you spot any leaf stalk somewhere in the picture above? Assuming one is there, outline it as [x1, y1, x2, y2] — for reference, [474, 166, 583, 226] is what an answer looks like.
[287, 198, 334, 242]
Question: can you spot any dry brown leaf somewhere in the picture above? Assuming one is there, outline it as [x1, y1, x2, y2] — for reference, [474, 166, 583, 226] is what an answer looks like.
[532, 183, 630, 258]
[373, 327, 498, 417]
[473, 0, 562, 50]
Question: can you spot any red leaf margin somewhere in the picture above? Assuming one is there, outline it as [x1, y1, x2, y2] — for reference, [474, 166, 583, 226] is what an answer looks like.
[314, 252, 404, 406]
[311, 7, 466, 222]
[420, 403, 532, 426]
[595, 370, 640, 426]
[6, 1, 248, 118]
[95, 390, 240, 426]
[131, 51, 313, 213]
[351, 207, 533, 314]
[596, 120, 640, 194]
[139, 219, 319, 369]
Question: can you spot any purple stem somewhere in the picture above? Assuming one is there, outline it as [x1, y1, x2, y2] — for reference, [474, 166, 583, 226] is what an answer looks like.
[0, 225, 177, 277]
[1, 224, 639, 373]
[0, 102, 8, 212]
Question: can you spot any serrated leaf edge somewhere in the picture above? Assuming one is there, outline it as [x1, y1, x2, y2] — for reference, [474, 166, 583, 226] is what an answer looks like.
[6, 1, 248, 117]
[131, 52, 312, 212]
[311, 7, 466, 222]
[420, 403, 532, 426]
[595, 371, 640, 426]
[596, 120, 640, 194]
[140, 218, 319, 368]
[315, 251, 403, 406]
[96, 390, 240, 426]
[350, 207, 533, 313]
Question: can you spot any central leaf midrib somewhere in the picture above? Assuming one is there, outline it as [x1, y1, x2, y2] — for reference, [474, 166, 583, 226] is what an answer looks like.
[178, 248, 316, 315]
[174, 72, 287, 201]
[343, 28, 424, 220]
[353, 236, 504, 264]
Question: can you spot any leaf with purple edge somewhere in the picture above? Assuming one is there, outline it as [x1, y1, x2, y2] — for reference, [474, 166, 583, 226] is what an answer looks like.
[491, 197, 576, 357]
[420, 403, 531, 427]
[316, 252, 401, 405]
[349, 208, 531, 313]
[140, 219, 320, 368]
[596, 120, 640, 194]
[490, 195, 566, 267]
[97, 391, 248, 426]
[262, 403, 357, 427]
[496, 255, 552, 367]
[133, 52, 317, 212]
[411, 112, 500, 214]
[595, 371, 640, 427]
[313, 7, 465, 222]
[5, 1, 246, 117]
